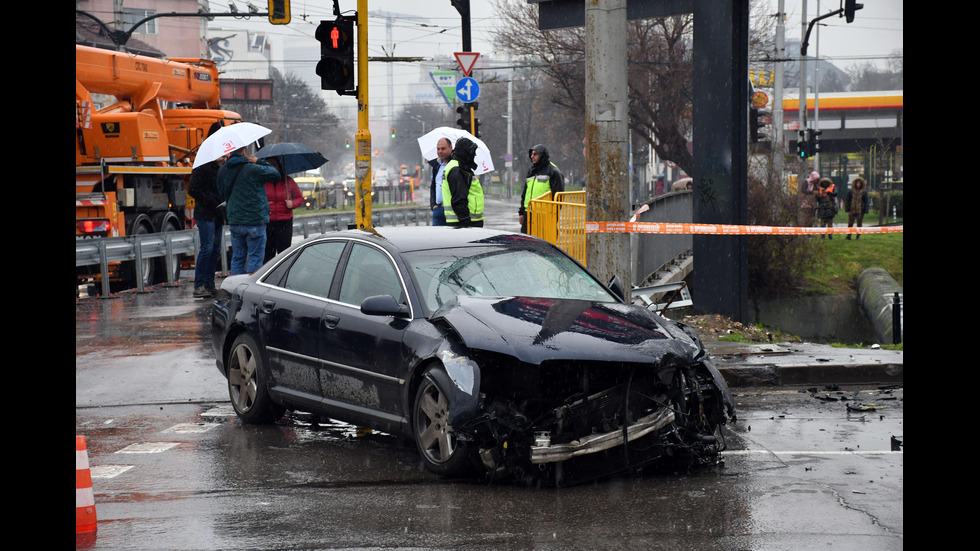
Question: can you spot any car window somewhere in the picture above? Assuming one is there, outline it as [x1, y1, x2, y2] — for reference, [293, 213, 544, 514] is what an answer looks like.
[280, 241, 346, 299]
[405, 246, 615, 311]
[338, 243, 404, 306]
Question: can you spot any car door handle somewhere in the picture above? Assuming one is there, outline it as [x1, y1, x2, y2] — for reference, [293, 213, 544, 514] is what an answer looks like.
[322, 314, 340, 329]
[260, 300, 275, 314]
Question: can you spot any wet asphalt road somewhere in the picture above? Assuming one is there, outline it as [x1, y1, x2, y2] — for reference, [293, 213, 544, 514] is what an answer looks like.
[76, 197, 902, 550]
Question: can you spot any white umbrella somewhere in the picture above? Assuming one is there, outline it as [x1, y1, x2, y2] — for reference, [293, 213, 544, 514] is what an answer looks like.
[193, 122, 272, 168]
[417, 126, 495, 176]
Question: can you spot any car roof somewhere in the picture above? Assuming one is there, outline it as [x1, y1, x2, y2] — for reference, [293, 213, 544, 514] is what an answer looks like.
[300, 226, 546, 254]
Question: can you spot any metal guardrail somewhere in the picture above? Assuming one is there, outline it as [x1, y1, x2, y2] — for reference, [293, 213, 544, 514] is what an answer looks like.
[76, 230, 198, 295]
[76, 207, 428, 296]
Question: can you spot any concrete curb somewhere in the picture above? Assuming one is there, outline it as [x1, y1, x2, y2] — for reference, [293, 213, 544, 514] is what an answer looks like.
[705, 341, 903, 387]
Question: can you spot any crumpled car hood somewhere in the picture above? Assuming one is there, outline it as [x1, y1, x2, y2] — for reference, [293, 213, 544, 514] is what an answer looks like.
[431, 296, 703, 366]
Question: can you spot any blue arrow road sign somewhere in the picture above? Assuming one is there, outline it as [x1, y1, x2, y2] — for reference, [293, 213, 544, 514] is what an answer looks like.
[456, 77, 480, 103]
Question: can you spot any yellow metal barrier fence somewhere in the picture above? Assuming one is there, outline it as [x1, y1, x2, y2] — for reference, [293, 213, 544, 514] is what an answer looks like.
[528, 190, 587, 266]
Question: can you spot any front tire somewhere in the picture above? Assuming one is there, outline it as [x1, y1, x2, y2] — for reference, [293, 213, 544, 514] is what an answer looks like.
[413, 366, 474, 477]
[226, 333, 284, 424]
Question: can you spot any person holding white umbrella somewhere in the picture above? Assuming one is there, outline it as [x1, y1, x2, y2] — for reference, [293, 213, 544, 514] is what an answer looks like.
[442, 137, 485, 227]
[428, 138, 453, 226]
[217, 145, 280, 275]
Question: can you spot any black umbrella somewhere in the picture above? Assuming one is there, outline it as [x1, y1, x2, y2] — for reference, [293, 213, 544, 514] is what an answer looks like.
[254, 142, 329, 175]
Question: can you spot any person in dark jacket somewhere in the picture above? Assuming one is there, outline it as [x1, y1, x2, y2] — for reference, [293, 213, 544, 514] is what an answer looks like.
[815, 178, 838, 239]
[442, 137, 484, 227]
[518, 144, 565, 233]
[188, 155, 227, 298]
[845, 176, 869, 240]
[217, 147, 280, 274]
[428, 137, 453, 226]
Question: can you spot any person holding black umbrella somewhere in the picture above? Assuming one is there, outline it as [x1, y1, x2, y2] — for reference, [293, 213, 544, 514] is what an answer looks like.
[263, 157, 304, 262]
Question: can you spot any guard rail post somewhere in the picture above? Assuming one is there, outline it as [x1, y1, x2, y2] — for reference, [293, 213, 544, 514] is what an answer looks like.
[163, 233, 177, 287]
[132, 237, 149, 293]
[98, 239, 111, 297]
[219, 227, 231, 276]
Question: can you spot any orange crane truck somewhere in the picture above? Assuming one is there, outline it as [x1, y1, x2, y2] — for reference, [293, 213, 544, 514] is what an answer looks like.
[75, 44, 243, 292]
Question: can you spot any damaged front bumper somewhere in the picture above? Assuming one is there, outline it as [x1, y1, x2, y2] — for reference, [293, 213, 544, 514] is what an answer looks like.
[453, 360, 731, 486]
[529, 408, 675, 464]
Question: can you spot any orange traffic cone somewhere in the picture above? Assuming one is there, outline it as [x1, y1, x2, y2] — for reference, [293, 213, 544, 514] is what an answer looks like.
[76, 436, 98, 534]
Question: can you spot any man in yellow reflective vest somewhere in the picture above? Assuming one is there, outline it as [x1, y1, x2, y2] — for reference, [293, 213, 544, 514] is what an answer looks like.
[518, 144, 565, 233]
[441, 137, 485, 227]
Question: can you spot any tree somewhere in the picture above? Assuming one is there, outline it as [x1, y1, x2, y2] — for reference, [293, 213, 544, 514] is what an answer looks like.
[387, 102, 455, 170]
[847, 50, 903, 91]
[223, 68, 350, 177]
[493, 1, 695, 175]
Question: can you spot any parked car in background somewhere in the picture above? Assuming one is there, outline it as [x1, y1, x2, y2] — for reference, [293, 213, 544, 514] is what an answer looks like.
[295, 176, 327, 209]
[210, 227, 735, 487]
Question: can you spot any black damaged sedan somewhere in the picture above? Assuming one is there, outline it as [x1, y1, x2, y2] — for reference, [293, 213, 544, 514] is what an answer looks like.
[211, 226, 735, 486]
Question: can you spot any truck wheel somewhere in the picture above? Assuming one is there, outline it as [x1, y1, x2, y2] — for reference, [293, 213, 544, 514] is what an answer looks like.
[117, 219, 155, 292]
[153, 214, 182, 285]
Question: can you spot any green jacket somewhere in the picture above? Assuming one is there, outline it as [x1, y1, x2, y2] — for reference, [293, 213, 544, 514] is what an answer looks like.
[442, 159, 484, 225]
[217, 152, 280, 226]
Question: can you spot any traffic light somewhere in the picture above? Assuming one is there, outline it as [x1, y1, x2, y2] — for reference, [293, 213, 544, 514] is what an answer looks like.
[268, 0, 290, 25]
[844, 0, 864, 23]
[797, 130, 808, 158]
[315, 17, 355, 92]
[456, 106, 471, 132]
[472, 117, 481, 139]
[749, 107, 764, 143]
[390, 127, 396, 139]
[809, 129, 822, 154]
[345, 138, 350, 149]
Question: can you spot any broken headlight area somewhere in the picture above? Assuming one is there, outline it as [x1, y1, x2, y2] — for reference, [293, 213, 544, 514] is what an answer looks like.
[456, 359, 733, 487]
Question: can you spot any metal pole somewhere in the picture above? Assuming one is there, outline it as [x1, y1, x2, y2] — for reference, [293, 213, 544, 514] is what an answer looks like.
[814, 0, 821, 170]
[799, 0, 807, 166]
[774, 0, 785, 180]
[584, 0, 631, 295]
[507, 79, 513, 198]
[892, 292, 902, 344]
[355, 0, 373, 230]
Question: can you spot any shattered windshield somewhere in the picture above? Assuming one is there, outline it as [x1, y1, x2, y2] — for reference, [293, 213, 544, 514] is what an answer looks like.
[404, 246, 616, 311]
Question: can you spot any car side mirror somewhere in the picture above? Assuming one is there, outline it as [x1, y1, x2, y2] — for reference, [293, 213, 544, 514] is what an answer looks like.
[607, 275, 625, 302]
[360, 294, 409, 317]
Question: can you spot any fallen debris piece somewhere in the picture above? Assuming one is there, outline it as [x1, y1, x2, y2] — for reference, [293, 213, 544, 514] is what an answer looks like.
[847, 403, 886, 412]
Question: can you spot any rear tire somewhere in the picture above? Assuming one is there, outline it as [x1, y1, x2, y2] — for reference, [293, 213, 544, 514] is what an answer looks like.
[226, 333, 284, 424]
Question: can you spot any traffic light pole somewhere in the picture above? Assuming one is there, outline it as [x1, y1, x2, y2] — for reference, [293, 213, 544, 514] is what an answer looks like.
[354, 0, 372, 230]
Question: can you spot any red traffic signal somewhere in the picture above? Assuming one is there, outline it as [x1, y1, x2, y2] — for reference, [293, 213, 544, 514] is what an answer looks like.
[315, 17, 355, 92]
